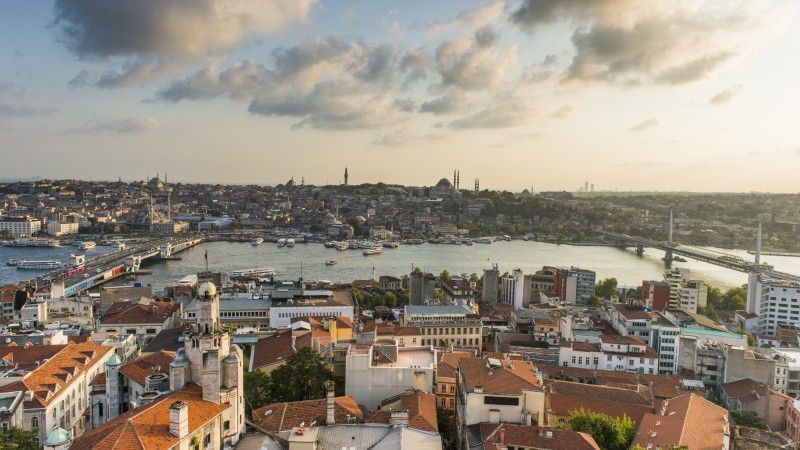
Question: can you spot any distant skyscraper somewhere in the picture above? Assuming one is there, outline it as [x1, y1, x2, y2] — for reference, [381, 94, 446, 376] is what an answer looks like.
[344, 167, 348, 185]
[591, 184, 594, 192]
[584, 181, 588, 192]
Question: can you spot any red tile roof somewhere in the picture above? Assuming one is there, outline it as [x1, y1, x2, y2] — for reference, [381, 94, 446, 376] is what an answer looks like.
[252, 396, 364, 431]
[537, 363, 693, 399]
[545, 379, 655, 425]
[100, 301, 180, 325]
[480, 423, 600, 450]
[251, 331, 295, 370]
[119, 351, 175, 387]
[70, 383, 230, 450]
[632, 393, 728, 450]
[368, 390, 438, 433]
[459, 358, 542, 395]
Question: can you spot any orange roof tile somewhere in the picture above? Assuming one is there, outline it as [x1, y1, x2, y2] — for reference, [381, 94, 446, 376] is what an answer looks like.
[632, 393, 728, 450]
[100, 301, 180, 325]
[119, 351, 175, 387]
[459, 358, 542, 395]
[480, 423, 600, 450]
[252, 396, 364, 431]
[70, 383, 230, 450]
[545, 379, 656, 425]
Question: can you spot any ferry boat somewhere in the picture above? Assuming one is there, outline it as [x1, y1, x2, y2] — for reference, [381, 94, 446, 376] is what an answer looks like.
[325, 260, 337, 266]
[382, 241, 400, 249]
[250, 237, 264, 246]
[335, 242, 349, 251]
[362, 247, 383, 256]
[286, 238, 295, 247]
[276, 238, 287, 247]
[324, 241, 337, 248]
[6, 259, 22, 266]
[474, 237, 495, 244]
[16, 260, 63, 270]
[78, 241, 96, 251]
[231, 267, 276, 278]
[2, 238, 60, 247]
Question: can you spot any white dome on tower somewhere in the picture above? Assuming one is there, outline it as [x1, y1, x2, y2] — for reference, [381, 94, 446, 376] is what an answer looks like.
[197, 281, 217, 298]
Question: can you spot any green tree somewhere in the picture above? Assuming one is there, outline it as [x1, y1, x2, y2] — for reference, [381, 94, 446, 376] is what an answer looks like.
[384, 291, 397, 308]
[0, 427, 38, 450]
[730, 410, 768, 430]
[399, 292, 410, 306]
[720, 286, 747, 311]
[439, 269, 451, 282]
[0, 229, 10, 240]
[269, 348, 335, 403]
[586, 294, 603, 306]
[243, 370, 273, 417]
[103, 223, 116, 233]
[566, 408, 636, 450]
[595, 277, 619, 299]
[372, 294, 385, 308]
[706, 303, 719, 321]
[119, 225, 131, 234]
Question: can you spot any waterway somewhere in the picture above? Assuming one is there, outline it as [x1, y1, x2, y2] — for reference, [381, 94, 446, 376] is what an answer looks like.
[3, 240, 800, 292]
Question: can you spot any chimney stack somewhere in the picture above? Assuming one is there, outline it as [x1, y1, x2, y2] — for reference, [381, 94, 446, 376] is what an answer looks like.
[291, 335, 297, 352]
[169, 401, 189, 438]
[390, 409, 409, 426]
[325, 380, 336, 425]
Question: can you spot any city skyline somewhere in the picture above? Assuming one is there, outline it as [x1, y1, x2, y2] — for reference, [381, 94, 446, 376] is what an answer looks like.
[1, 1, 799, 192]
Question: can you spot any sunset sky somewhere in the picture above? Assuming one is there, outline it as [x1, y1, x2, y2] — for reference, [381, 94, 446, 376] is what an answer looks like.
[1, 0, 798, 192]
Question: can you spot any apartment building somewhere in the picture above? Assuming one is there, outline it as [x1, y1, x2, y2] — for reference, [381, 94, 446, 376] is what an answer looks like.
[559, 335, 659, 374]
[403, 305, 483, 351]
[747, 274, 800, 336]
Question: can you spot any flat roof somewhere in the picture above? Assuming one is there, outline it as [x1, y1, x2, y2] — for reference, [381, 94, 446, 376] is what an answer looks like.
[373, 347, 435, 368]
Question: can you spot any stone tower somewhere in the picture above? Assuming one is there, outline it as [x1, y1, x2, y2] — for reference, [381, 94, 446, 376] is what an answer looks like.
[170, 281, 245, 442]
[105, 353, 122, 421]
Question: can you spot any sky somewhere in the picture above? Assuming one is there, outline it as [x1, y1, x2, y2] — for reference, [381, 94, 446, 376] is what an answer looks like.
[1, 0, 799, 192]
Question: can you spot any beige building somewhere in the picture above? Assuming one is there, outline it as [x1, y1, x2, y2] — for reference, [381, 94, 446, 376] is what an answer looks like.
[403, 305, 483, 352]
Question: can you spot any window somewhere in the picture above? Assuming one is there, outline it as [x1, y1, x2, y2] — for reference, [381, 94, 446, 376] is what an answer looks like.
[484, 396, 519, 406]
[449, 399, 455, 407]
[224, 420, 230, 431]
[31, 417, 39, 429]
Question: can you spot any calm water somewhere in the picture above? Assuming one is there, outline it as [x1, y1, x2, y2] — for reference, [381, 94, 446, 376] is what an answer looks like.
[4, 240, 799, 292]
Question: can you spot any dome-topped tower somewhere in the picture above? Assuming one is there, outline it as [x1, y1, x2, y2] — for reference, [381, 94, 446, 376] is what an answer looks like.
[43, 427, 71, 450]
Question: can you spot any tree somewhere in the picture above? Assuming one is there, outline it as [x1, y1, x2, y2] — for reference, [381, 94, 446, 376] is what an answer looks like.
[384, 291, 397, 308]
[439, 269, 451, 282]
[705, 303, 719, 321]
[0, 229, 10, 240]
[595, 277, 619, 299]
[565, 408, 636, 450]
[720, 286, 747, 311]
[243, 370, 273, 417]
[0, 427, 38, 450]
[586, 294, 603, 307]
[729, 410, 768, 430]
[269, 348, 335, 403]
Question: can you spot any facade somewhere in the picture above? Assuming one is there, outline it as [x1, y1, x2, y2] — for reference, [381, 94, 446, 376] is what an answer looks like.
[747, 274, 800, 336]
[403, 305, 483, 351]
[0, 341, 114, 448]
[720, 377, 790, 432]
[559, 335, 659, 374]
[553, 267, 596, 304]
[45, 222, 78, 236]
[455, 357, 545, 450]
[482, 265, 499, 304]
[344, 339, 436, 409]
[0, 216, 42, 237]
[184, 297, 270, 331]
[409, 271, 436, 306]
[269, 299, 354, 329]
[378, 275, 401, 292]
[787, 399, 800, 444]
[435, 351, 474, 411]
[0, 391, 24, 429]
[609, 303, 653, 344]
[649, 311, 681, 375]
[643, 280, 671, 311]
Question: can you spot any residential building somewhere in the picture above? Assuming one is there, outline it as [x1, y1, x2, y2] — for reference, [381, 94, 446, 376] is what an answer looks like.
[0, 391, 24, 429]
[735, 310, 760, 333]
[436, 350, 474, 411]
[97, 298, 182, 347]
[649, 311, 681, 374]
[559, 335, 659, 374]
[378, 275, 402, 292]
[643, 280, 671, 311]
[184, 296, 270, 331]
[46, 222, 78, 236]
[456, 357, 545, 450]
[747, 275, 800, 336]
[0, 341, 115, 447]
[721, 378, 790, 432]
[724, 346, 790, 395]
[787, 399, 800, 444]
[116, 351, 176, 413]
[554, 267, 596, 305]
[403, 305, 483, 351]
[631, 393, 730, 450]
[441, 278, 478, 305]
[543, 380, 656, 426]
[345, 339, 436, 409]
[609, 303, 652, 344]
[482, 265, 499, 304]
[98, 284, 153, 315]
[467, 423, 600, 450]
[269, 290, 354, 328]
[0, 216, 41, 237]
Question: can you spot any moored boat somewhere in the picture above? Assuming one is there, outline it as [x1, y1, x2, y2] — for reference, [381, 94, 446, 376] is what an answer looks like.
[286, 238, 295, 247]
[325, 260, 337, 266]
[276, 238, 287, 247]
[250, 237, 264, 246]
[78, 241, 96, 250]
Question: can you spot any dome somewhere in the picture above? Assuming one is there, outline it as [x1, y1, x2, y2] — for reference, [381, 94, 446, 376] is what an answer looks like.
[197, 281, 217, 298]
[106, 354, 122, 367]
[435, 178, 453, 189]
[170, 348, 190, 368]
[44, 427, 71, 446]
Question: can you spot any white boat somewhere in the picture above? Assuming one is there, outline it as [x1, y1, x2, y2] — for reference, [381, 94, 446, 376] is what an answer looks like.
[286, 238, 295, 247]
[231, 267, 276, 278]
[325, 260, 337, 266]
[16, 260, 63, 270]
[250, 237, 264, 246]
[335, 242, 349, 251]
[475, 237, 495, 244]
[276, 238, 287, 247]
[6, 259, 22, 266]
[362, 247, 383, 256]
[78, 241, 96, 250]
[2, 238, 60, 247]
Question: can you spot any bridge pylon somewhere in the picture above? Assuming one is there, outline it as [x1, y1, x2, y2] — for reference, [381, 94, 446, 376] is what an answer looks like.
[664, 249, 673, 263]
[636, 244, 644, 255]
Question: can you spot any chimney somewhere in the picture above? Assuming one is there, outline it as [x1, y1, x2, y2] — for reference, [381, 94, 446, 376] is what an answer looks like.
[500, 429, 505, 444]
[291, 335, 297, 352]
[169, 401, 189, 438]
[325, 380, 336, 425]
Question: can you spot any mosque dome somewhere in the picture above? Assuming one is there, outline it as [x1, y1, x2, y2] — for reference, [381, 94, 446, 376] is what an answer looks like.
[435, 178, 453, 190]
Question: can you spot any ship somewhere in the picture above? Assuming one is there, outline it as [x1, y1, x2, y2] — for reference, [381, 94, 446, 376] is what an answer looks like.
[6, 259, 22, 266]
[78, 241, 96, 250]
[286, 238, 295, 247]
[2, 238, 60, 247]
[325, 260, 337, 266]
[250, 237, 264, 246]
[335, 242, 349, 251]
[231, 267, 276, 278]
[16, 260, 63, 270]
[362, 247, 383, 256]
[276, 238, 287, 247]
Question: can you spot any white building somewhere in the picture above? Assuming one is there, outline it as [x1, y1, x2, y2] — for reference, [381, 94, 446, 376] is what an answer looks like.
[747, 274, 800, 336]
[403, 305, 483, 351]
[559, 334, 659, 374]
[344, 339, 435, 409]
[678, 283, 699, 313]
[0, 217, 41, 237]
[46, 222, 79, 236]
[270, 298, 354, 329]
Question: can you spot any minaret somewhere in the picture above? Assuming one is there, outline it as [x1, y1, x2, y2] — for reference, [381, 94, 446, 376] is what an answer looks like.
[344, 167, 348, 186]
[453, 169, 457, 188]
[756, 219, 762, 265]
[456, 171, 460, 190]
[475, 179, 480, 193]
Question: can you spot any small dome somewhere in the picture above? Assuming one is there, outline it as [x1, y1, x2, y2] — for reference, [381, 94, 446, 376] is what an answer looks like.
[170, 348, 190, 368]
[223, 347, 239, 364]
[44, 427, 71, 446]
[197, 281, 217, 298]
[106, 354, 122, 367]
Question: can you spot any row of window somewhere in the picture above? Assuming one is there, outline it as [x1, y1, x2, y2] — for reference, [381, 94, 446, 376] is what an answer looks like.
[422, 327, 479, 336]
[422, 338, 478, 346]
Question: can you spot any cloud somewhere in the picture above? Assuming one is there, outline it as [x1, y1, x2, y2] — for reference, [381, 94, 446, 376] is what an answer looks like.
[442, 91, 531, 129]
[428, 0, 505, 33]
[0, 102, 57, 117]
[53, 0, 315, 86]
[371, 129, 446, 147]
[630, 118, 659, 132]
[709, 84, 745, 105]
[434, 30, 516, 90]
[67, 117, 161, 133]
[419, 94, 470, 115]
[550, 105, 572, 119]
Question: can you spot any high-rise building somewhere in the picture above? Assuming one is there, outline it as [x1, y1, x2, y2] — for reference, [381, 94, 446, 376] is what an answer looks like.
[747, 274, 800, 336]
[409, 271, 436, 305]
[643, 280, 671, 311]
[482, 264, 499, 304]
